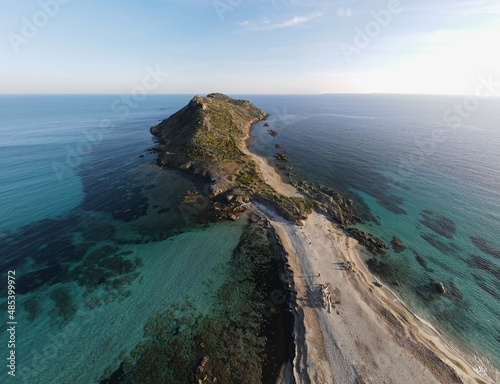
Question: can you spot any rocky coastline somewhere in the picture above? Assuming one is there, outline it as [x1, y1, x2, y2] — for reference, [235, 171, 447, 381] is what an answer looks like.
[151, 93, 388, 255]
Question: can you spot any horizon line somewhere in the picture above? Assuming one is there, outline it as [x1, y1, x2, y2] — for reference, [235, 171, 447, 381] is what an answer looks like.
[1, 92, 498, 98]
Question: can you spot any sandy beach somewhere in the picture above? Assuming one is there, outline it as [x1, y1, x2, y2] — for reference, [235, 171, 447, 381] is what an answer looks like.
[246, 149, 492, 384]
[243, 144, 302, 198]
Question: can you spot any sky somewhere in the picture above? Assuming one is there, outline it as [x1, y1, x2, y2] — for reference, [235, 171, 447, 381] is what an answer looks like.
[1, 0, 500, 94]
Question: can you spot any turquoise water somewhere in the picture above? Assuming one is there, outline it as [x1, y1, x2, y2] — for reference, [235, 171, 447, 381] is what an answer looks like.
[247, 94, 500, 380]
[0, 95, 290, 383]
[1, 94, 499, 382]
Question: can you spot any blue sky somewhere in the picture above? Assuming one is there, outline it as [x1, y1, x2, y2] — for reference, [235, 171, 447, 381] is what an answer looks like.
[1, 0, 499, 94]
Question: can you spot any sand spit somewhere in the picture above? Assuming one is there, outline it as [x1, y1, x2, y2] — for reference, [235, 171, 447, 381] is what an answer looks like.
[246, 148, 491, 384]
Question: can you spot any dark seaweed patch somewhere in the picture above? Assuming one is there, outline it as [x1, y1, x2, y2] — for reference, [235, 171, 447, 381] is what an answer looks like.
[17, 264, 69, 294]
[84, 246, 120, 266]
[23, 297, 43, 322]
[377, 194, 407, 215]
[81, 179, 149, 222]
[466, 254, 500, 281]
[81, 223, 116, 241]
[420, 233, 462, 259]
[0, 216, 79, 270]
[419, 211, 456, 239]
[49, 288, 78, 329]
[79, 158, 150, 223]
[472, 273, 500, 301]
[448, 281, 464, 299]
[470, 236, 500, 259]
[415, 254, 434, 273]
[366, 258, 400, 281]
[415, 280, 448, 302]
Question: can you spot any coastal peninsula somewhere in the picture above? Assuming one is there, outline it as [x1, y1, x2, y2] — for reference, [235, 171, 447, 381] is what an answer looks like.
[152, 94, 487, 384]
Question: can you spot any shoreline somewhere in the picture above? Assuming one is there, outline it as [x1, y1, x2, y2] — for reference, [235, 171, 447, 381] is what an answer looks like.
[245, 139, 495, 383]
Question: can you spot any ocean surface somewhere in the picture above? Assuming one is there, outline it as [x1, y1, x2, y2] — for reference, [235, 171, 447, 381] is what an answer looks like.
[0, 94, 499, 383]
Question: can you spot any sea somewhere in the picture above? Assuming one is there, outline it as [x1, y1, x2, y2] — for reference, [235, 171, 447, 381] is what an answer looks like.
[0, 94, 499, 383]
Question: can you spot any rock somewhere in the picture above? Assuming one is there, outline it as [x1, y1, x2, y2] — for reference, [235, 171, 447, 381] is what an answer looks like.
[267, 129, 278, 137]
[390, 236, 406, 253]
[344, 227, 388, 255]
[228, 214, 240, 221]
[433, 281, 447, 295]
[263, 123, 269, 127]
[275, 144, 282, 149]
[275, 152, 290, 162]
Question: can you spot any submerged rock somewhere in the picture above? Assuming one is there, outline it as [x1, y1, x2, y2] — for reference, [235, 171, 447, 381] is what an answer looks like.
[344, 227, 388, 255]
[275, 152, 290, 162]
[390, 236, 406, 253]
[448, 281, 463, 299]
[416, 254, 434, 273]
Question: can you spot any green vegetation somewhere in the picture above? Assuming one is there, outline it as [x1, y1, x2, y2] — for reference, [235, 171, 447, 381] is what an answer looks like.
[236, 173, 255, 185]
[304, 199, 317, 214]
[151, 93, 316, 223]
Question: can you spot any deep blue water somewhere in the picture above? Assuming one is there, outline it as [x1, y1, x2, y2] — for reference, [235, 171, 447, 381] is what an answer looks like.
[0, 94, 499, 382]
[247, 94, 500, 380]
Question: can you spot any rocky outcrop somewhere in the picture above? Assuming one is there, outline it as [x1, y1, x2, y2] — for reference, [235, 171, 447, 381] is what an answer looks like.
[391, 236, 406, 253]
[293, 180, 364, 227]
[344, 227, 388, 255]
[433, 281, 447, 295]
[275, 152, 290, 162]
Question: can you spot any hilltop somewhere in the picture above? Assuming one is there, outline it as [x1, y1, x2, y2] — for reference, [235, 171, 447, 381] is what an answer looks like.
[151, 93, 314, 223]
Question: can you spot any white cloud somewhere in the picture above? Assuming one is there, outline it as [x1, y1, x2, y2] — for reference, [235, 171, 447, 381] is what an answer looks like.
[238, 11, 323, 31]
[337, 8, 353, 18]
